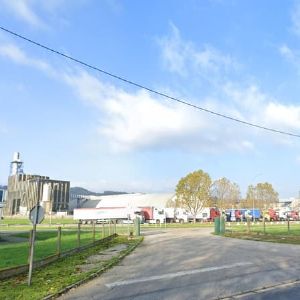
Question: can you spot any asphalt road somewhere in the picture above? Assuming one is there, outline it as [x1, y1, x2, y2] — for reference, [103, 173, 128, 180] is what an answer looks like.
[59, 228, 300, 300]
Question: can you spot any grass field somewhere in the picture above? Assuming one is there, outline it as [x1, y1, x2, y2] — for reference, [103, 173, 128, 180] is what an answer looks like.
[0, 235, 143, 300]
[0, 216, 76, 226]
[0, 223, 134, 270]
[224, 221, 300, 244]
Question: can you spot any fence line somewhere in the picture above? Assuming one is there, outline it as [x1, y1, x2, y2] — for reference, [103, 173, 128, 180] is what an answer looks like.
[0, 222, 119, 280]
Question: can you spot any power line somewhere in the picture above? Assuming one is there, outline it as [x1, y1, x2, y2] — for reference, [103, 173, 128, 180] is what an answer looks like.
[1, 25, 300, 138]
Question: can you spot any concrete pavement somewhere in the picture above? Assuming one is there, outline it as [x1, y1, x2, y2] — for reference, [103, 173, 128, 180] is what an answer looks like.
[59, 228, 300, 299]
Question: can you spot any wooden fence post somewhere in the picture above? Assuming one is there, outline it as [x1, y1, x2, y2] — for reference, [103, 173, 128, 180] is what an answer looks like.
[77, 223, 81, 248]
[102, 223, 105, 239]
[92, 221, 95, 243]
[247, 217, 251, 234]
[57, 226, 61, 255]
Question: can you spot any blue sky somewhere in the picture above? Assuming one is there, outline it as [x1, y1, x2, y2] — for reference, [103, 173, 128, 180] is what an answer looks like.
[1, 0, 300, 198]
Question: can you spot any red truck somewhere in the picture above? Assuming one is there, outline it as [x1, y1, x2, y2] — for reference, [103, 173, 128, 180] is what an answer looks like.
[263, 208, 279, 221]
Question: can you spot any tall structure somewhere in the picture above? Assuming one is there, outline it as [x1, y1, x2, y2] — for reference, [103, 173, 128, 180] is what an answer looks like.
[5, 153, 70, 216]
[10, 152, 24, 176]
[0, 187, 5, 219]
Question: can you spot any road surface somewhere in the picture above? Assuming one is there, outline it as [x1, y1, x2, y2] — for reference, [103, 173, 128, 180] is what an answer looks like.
[59, 228, 300, 299]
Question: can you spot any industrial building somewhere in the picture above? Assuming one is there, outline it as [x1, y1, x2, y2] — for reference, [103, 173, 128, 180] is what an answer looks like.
[0, 187, 6, 219]
[4, 152, 70, 216]
[75, 192, 175, 209]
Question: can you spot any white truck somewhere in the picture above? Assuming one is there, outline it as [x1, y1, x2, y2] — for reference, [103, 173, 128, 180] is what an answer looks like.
[73, 207, 144, 224]
[139, 207, 166, 224]
[165, 208, 188, 223]
[187, 207, 211, 222]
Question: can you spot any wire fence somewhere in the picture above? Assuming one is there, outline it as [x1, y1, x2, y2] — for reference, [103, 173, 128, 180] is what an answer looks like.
[0, 221, 138, 276]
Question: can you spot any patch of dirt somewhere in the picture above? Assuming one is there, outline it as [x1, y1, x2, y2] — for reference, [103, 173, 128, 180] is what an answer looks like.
[76, 244, 129, 273]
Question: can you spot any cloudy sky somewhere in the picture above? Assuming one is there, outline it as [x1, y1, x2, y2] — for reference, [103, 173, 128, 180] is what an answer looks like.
[1, 0, 300, 198]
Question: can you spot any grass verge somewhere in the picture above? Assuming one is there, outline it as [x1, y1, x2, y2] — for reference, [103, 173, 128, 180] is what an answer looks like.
[0, 235, 143, 300]
[224, 231, 300, 244]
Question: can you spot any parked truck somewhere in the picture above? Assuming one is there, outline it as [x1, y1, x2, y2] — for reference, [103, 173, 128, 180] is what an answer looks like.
[165, 208, 188, 223]
[139, 207, 166, 224]
[187, 207, 220, 222]
[73, 207, 144, 224]
[225, 209, 261, 222]
[263, 208, 279, 221]
[286, 210, 299, 221]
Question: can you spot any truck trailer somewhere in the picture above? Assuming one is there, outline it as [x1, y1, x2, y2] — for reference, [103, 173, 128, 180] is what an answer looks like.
[73, 207, 144, 224]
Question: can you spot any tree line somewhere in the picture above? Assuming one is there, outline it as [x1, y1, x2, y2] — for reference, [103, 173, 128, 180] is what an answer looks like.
[175, 169, 279, 220]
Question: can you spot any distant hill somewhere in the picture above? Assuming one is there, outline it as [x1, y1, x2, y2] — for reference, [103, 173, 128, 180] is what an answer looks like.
[0, 185, 7, 190]
[70, 186, 128, 196]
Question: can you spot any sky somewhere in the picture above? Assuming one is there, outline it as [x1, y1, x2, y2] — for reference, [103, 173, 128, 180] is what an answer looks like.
[1, 0, 300, 198]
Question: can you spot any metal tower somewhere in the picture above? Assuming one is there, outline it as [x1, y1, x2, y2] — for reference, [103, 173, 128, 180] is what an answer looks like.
[10, 152, 24, 176]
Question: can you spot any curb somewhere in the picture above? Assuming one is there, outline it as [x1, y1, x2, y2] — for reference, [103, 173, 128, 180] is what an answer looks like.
[43, 236, 144, 300]
[219, 278, 300, 299]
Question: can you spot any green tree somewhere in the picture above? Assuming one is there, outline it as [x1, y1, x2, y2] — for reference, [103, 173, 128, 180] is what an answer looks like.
[175, 170, 211, 222]
[211, 177, 241, 210]
[246, 182, 279, 209]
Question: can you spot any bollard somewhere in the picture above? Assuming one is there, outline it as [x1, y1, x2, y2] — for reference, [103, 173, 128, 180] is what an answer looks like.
[220, 217, 225, 235]
[214, 217, 220, 235]
[135, 218, 141, 236]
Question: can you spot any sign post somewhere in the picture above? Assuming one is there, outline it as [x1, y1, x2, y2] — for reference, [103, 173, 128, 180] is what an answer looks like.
[28, 204, 44, 286]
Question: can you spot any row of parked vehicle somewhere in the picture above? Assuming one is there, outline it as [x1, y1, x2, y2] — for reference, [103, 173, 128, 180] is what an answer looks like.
[225, 208, 300, 222]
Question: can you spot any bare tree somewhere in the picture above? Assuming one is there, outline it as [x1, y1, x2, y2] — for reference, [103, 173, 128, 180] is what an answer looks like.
[211, 177, 241, 210]
[246, 182, 279, 209]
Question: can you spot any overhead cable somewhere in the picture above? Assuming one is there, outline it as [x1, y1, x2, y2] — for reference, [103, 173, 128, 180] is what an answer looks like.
[0, 25, 299, 138]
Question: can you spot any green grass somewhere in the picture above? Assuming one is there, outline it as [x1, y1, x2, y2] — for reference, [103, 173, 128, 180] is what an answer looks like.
[0, 227, 117, 270]
[0, 217, 76, 226]
[0, 236, 143, 300]
[224, 221, 300, 244]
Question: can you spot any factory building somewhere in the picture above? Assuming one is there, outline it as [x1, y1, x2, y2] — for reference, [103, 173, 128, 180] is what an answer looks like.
[4, 152, 70, 216]
[0, 187, 6, 219]
[77, 193, 175, 209]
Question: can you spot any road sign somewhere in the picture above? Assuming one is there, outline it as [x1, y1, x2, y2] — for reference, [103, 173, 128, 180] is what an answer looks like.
[29, 205, 44, 225]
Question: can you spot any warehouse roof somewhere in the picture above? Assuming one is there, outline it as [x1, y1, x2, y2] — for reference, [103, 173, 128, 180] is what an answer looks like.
[81, 193, 175, 209]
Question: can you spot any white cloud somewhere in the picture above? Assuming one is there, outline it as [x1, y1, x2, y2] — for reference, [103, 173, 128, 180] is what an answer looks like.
[291, 1, 300, 37]
[159, 23, 238, 78]
[279, 44, 295, 60]
[0, 0, 83, 28]
[64, 71, 213, 151]
[278, 44, 300, 69]
[64, 71, 265, 153]
[1, 0, 44, 27]
[0, 42, 56, 76]
[265, 102, 300, 129]
[1, 41, 299, 154]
